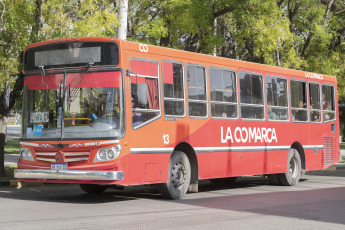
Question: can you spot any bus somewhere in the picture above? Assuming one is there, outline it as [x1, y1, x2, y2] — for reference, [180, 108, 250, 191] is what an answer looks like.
[14, 37, 339, 199]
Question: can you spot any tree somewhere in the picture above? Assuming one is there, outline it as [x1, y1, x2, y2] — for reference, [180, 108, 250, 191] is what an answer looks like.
[0, 0, 120, 131]
[1, 0, 345, 137]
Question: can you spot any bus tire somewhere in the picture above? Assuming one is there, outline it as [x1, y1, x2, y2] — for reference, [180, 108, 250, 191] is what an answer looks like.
[279, 148, 301, 186]
[267, 174, 282, 185]
[209, 177, 237, 184]
[161, 151, 191, 200]
[79, 184, 107, 193]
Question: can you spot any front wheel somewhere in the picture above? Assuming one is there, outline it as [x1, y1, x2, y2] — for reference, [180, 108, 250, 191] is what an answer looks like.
[161, 151, 191, 200]
[279, 148, 301, 186]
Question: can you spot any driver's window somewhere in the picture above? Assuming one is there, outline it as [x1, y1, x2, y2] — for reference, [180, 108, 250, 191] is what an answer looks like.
[130, 58, 161, 128]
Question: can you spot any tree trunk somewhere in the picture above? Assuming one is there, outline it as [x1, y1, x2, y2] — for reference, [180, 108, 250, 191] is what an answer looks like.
[0, 133, 5, 177]
[0, 116, 7, 177]
[0, 116, 7, 134]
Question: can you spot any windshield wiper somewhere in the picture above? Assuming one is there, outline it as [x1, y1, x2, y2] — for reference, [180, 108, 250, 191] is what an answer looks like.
[68, 60, 94, 102]
[39, 65, 51, 90]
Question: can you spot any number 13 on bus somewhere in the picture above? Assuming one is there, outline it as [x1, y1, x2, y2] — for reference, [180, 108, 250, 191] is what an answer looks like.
[13, 37, 339, 199]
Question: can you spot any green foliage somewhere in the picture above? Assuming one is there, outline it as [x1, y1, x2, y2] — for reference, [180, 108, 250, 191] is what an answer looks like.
[4, 138, 20, 155]
[1, 0, 345, 112]
[42, 0, 118, 38]
[0, 0, 119, 116]
[128, 0, 345, 101]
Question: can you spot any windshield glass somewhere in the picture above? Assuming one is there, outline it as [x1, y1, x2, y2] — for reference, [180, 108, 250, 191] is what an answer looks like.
[21, 71, 124, 139]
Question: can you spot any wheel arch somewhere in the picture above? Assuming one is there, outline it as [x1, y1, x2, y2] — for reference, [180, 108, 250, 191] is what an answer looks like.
[291, 142, 306, 172]
[174, 142, 199, 192]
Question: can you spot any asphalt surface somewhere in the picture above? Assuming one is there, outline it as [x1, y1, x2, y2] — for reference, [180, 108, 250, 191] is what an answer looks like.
[6, 125, 21, 140]
[1, 173, 345, 229]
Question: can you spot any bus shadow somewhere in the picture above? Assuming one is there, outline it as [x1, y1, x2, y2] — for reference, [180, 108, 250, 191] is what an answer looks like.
[0, 176, 314, 204]
[0, 177, 278, 204]
[176, 186, 345, 226]
[0, 184, 136, 204]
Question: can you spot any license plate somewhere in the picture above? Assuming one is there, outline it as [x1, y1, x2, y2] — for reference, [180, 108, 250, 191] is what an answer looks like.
[51, 163, 67, 170]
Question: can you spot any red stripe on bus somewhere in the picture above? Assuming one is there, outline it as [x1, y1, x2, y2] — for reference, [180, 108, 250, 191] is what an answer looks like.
[25, 71, 122, 90]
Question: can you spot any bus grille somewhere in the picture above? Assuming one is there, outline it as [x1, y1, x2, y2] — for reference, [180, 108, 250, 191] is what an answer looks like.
[35, 151, 90, 163]
[323, 136, 334, 168]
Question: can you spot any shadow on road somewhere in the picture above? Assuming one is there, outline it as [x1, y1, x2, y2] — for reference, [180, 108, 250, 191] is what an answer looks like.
[1, 175, 345, 226]
[0, 176, 299, 204]
[176, 186, 345, 225]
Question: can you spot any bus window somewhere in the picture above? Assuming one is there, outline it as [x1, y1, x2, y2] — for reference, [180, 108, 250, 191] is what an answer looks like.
[291, 80, 308, 122]
[309, 83, 321, 123]
[266, 76, 288, 121]
[187, 64, 207, 118]
[239, 72, 264, 120]
[130, 59, 160, 128]
[322, 84, 336, 122]
[209, 67, 237, 119]
[162, 61, 185, 116]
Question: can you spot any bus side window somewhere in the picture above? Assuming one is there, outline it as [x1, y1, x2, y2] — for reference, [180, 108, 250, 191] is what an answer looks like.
[209, 67, 237, 119]
[309, 83, 321, 123]
[290, 80, 308, 122]
[239, 72, 264, 120]
[266, 76, 288, 121]
[187, 64, 208, 118]
[322, 84, 336, 122]
[130, 58, 161, 128]
[162, 61, 185, 116]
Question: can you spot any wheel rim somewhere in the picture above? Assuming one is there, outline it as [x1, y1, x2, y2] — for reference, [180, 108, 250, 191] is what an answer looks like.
[289, 157, 298, 178]
[171, 162, 186, 190]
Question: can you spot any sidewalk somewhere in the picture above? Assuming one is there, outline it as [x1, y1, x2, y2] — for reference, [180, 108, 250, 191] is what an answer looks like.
[6, 124, 21, 140]
[0, 154, 18, 187]
[4, 154, 19, 165]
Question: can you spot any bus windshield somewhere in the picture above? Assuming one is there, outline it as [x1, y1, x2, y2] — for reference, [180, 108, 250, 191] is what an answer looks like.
[21, 71, 124, 139]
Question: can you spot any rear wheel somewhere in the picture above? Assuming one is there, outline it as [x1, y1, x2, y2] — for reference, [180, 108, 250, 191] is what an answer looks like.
[79, 184, 107, 193]
[161, 151, 191, 200]
[279, 148, 301, 186]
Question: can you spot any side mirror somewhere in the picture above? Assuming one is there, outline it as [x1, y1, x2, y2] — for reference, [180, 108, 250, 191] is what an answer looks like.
[4, 84, 10, 109]
[3, 76, 19, 109]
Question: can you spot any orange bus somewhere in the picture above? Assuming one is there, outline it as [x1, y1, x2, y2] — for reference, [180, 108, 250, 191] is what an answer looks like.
[14, 37, 340, 199]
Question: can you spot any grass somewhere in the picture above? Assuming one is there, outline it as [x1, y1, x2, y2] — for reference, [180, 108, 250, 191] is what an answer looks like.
[340, 143, 345, 150]
[4, 165, 17, 178]
[4, 139, 20, 154]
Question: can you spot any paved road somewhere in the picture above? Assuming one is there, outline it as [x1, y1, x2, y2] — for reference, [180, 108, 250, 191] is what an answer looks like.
[6, 125, 21, 139]
[4, 154, 19, 165]
[1, 170, 345, 229]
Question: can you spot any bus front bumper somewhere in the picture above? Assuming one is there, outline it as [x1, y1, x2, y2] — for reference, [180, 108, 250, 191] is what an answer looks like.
[14, 169, 124, 181]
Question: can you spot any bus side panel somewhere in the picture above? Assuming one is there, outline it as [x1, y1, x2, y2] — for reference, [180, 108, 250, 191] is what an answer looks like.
[129, 154, 170, 185]
[307, 123, 323, 171]
[197, 149, 288, 179]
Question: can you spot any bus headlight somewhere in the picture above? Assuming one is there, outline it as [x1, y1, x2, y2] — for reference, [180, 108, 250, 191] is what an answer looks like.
[99, 149, 107, 159]
[107, 150, 115, 159]
[94, 145, 121, 162]
[20, 148, 34, 161]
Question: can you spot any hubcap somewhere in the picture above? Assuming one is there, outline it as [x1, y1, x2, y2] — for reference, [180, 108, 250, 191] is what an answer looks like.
[289, 157, 298, 178]
[171, 162, 186, 189]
